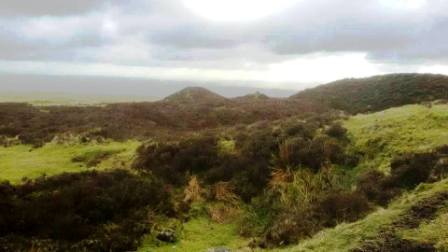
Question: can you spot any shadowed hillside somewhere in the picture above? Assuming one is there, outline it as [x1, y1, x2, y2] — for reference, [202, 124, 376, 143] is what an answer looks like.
[0, 88, 323, 146]
[163, 87, 228, 105]
[232, 91, 270, 102]
[292, 73, 448, 113]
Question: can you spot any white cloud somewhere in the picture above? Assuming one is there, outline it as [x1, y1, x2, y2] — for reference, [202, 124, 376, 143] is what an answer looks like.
[419, 65, 448, 75]
[182, 0, 302, 22]
[379, 0, 427, 10]
[266, 52, 383, 83]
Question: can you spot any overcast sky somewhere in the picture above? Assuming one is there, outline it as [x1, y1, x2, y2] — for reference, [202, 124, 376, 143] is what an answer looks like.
[0, 0, 447, 94]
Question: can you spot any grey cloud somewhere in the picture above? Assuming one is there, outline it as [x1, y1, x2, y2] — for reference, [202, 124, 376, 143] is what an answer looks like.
[0, 15, 115, 61]
[148, 24, 244, 49]
[1, 0, 448, 67]
[367, 17, 448, 63]
[132, 0, 448, 64]
[259, 0, 448, 63]
[0, 0, 112, 16]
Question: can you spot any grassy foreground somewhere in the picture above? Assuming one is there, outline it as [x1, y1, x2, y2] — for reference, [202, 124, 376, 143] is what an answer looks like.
[0, 140, 140, 183]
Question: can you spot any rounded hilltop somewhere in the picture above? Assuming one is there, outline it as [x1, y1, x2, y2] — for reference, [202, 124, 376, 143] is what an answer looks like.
[163, 86, 228, 105]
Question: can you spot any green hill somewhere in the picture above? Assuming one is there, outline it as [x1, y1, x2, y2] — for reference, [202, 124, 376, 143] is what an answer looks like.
[292, 74, 448, 113]
[163, 87, 228, 105]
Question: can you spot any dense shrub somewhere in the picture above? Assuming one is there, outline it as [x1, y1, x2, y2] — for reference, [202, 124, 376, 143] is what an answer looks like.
[325, 123, 347, 139]
[135, 129, 278, 200]
[134, 136, 220, 185]
[0, 170, 173, 251]
[357, 146, 448, 205]
[390, 152, 437, 189]
[356, 170, 396, 206]
[314, 191, 371, 227]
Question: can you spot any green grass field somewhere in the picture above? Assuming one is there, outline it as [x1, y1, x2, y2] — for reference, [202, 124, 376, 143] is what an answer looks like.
[344, 104, 448, 173]
[0, 92, 159, 106]
[0, 140, 140, 183]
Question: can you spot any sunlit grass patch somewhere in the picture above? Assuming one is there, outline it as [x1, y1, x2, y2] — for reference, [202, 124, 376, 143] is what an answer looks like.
[0, 140, 140, 183]
[344, 104, 448, 173]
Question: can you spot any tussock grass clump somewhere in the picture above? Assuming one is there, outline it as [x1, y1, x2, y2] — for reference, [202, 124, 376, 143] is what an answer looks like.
[259, 168, 371, 248]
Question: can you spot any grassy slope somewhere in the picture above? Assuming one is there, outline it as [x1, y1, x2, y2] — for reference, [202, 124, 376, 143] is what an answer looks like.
[275, 104, 448, 252]
[0, 141, 140, 183]
[344, 104, 448, 173]
[400, 206, 448, 251]
[278, 179, 448, 252]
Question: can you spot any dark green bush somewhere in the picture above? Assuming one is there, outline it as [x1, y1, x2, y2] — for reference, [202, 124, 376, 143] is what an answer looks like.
[390, 152, 437, 189]
[134, 135, 220, 185]
[0, 170, 173, 251]
[357, 146, 448, 205]
[325, 123, 347, 139]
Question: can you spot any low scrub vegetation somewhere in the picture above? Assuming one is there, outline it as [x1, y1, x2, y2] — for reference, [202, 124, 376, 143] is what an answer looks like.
[0, 170, 174, 251]
[357, 145, 448, 206]
[134, 113, 368, 248]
